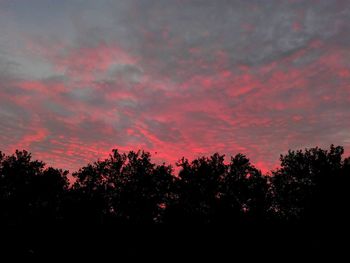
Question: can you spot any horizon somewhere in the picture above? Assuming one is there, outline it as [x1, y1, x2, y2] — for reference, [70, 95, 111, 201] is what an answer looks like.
[1, 145, 348, 177]
[1, 0, 350, 173]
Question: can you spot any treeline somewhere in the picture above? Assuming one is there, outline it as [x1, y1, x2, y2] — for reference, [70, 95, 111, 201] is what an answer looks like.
[0, 145, 349, 226]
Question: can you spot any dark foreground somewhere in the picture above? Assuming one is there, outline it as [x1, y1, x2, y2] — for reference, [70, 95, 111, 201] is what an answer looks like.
[1, 223, 348, 260]
[0, 145, 349, 259]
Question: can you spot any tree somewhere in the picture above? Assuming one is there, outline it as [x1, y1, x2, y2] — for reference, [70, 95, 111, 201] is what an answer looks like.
[71, 149, 176, 224]
[0, 145, 348, 228]
[218, 154, 269, 223]
[271, 145, 346, 224]
[164, 153, 226, 224]
[165, 153, 271, 224]
[0, 150, 69, 225]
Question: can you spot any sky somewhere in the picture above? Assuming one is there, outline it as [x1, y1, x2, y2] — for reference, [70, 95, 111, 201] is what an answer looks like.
[0, 0, 350, 173]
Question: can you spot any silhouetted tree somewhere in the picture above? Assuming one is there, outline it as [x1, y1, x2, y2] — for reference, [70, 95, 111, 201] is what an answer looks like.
[0, 145, 348, 228]
[0, 150, 69, 225]
[271, 145, 346, 225]
[331, 154, 350, 228]
[218, 154, 270, 224]
[1, 146, 349, 258]
[70, 149, 176, 224]
[164, 153, 226, 224]
[165, 153, 270, 224]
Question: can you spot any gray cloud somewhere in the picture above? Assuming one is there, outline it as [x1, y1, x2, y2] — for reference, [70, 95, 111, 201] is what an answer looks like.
[0, 0, 350, 172]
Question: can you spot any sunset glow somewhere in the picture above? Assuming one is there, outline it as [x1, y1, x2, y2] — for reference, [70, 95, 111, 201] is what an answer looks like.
[1, 0, 349, 172]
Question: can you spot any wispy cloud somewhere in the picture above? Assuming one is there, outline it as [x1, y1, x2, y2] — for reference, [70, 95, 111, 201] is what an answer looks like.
[0, 0, 349, 172]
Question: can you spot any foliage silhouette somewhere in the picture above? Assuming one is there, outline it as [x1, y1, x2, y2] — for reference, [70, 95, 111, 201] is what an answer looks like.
[0, 145, 348, 227]
[219, 153, 270, 224]
[271, 145, 348, 225]
[67, 149, 176, 224]
[0, 150, 68, 225]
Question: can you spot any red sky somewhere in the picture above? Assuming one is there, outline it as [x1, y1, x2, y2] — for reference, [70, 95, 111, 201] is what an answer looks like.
[0, 0, 350, 173]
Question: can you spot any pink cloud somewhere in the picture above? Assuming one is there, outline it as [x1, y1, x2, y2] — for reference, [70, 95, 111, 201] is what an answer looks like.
[2, 24, 350, 175]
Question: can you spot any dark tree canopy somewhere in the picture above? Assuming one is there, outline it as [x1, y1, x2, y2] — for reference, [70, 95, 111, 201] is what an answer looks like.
[0, 150, 69, 225]
[68, 149, 176, 224]
[0, 145, 348, 227]
[1, 145, 349, 258]
[271, 145, 348, 224]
